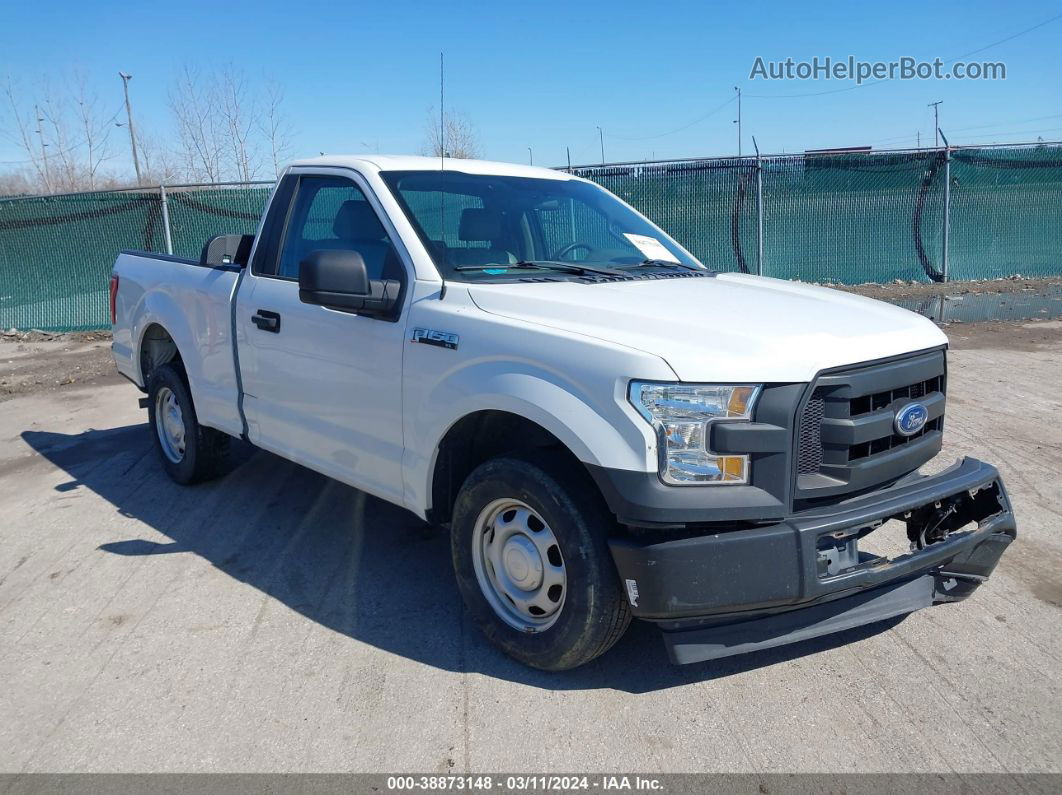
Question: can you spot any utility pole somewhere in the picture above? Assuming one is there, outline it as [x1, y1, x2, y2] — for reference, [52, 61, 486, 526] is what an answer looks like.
[566, 146, 571, 172]
[734, 86, 742, 157]
[917, 130, 921, 149]
[34, 104, 51, 193]
[119, 72, 143, 186]
[928, 100, 943, 148]
[596, 126, 604, 165]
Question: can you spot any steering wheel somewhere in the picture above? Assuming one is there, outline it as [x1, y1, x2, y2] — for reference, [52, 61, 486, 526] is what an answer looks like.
[552, 241, 593, 261]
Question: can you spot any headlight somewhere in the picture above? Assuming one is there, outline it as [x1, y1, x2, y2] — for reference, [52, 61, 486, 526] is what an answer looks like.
[629, 382, 762, 485]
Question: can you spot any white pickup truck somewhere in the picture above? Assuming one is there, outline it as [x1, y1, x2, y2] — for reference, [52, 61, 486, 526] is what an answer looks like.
[111, 155, 1015, 670]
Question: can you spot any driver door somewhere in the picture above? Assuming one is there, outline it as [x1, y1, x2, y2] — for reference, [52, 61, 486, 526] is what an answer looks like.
[236, 171, 409, 504]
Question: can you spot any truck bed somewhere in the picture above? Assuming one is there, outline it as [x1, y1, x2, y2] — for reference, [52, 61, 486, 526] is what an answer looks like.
[111, 250, 244, 438]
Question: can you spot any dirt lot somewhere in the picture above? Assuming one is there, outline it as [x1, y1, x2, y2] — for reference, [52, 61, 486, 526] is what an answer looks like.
[0, 335, 114, 403]
[0, 294, 1060, 775]
[837, 274, 1062, 303]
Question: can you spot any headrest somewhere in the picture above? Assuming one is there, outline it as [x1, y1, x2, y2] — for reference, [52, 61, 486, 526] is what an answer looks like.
[458, 208, 503, 242]
[333, 200, 387, 240]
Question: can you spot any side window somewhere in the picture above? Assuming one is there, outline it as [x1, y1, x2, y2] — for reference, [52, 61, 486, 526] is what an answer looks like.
[275, 176, 402, 282]
[251, 175, 298, 277]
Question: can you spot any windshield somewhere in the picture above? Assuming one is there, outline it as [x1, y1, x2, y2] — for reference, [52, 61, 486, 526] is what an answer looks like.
[378, 170, 704, 281]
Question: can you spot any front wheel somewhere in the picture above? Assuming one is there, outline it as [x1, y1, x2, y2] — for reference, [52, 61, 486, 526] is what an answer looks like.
[451, 452, 631, 671]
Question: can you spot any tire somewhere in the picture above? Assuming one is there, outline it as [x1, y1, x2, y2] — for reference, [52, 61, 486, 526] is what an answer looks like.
[146, 362, 230, 485]
[451, 451, 631, 671]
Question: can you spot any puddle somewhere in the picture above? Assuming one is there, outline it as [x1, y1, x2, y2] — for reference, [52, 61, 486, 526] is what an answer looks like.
[890, 284, 1062, 324]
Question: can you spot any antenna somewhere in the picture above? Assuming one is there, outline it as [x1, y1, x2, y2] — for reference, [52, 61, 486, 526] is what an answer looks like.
[439, 52, 445, 167]
[438, 51, 447, 300]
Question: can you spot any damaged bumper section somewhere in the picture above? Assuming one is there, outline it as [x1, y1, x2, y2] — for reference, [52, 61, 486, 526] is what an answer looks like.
[608, 457, 1015, 665]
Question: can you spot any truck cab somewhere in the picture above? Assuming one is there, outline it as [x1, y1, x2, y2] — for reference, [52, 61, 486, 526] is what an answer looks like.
[110, 155, 1016, 670]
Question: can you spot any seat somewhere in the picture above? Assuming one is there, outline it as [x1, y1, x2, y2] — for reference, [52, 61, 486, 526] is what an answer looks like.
[448, 208, 515, 267]
[328, 200, 404, 281]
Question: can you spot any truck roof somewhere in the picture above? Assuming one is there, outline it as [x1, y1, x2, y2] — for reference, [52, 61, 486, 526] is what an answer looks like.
[287, 154, 574, 181]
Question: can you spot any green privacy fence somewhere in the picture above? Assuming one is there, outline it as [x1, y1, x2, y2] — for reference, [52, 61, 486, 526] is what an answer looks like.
[0, 184, 273, 331]
[1, 143, 1061, 331]
[573, 144, 1062, 284]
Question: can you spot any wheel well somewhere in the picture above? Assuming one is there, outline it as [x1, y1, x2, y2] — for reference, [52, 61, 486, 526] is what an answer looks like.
[139, 324, 182, 383]
[428, 410, 585, 526]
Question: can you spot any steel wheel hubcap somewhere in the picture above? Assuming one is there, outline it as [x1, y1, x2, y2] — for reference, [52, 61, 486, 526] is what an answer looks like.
[472, 498, 566, 632]
[155, 386, 186, 464]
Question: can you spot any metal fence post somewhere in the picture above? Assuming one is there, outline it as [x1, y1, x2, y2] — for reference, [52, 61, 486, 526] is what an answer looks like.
[756, 153, 765, 276]
[159, 184, 174, 256]
[941, 147, 951, 282]
[752, 136, 764, 276]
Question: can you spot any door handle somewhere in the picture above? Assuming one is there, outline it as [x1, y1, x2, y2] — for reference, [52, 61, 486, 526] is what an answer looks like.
[251, 309, 281, 333]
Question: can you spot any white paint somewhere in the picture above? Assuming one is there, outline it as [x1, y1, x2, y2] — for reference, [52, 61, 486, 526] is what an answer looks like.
[112, 155, 947, 520]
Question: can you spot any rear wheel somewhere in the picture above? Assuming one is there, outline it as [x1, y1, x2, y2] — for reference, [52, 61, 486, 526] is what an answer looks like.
[451, 452, 631, 670]
[146, 363, 230, 485]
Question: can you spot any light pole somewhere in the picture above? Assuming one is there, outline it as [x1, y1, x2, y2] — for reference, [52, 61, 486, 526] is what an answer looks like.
[119, 72, 143, 186]
[928, 100, 943, 148]
[527, 147, 533, 165]
[596, 126, 604, 165]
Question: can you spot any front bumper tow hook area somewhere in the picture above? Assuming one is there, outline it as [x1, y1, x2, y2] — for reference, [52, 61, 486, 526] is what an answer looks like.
[607, 457, 1016, 665]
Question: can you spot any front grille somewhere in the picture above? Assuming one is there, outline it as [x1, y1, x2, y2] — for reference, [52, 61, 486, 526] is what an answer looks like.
[795, 350, 947, 499]
[847, 416, 943, 461]
[845, 371, 947, 458]
[796, 395, 825, 475]
[848, 374, 944, 417]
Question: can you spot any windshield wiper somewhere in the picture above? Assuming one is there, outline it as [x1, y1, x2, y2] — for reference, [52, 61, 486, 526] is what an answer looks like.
[453, 260, 626, 278]
[630, 258, 711, 273]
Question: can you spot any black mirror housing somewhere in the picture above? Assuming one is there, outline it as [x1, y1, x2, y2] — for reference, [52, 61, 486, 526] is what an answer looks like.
[298, 249, 400, 318]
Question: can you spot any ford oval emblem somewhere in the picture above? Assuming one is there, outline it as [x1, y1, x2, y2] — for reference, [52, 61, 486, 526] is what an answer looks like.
[895, 402, 929, 436]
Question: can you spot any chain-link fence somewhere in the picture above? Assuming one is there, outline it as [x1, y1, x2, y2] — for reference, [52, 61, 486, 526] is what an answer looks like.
[2, 143, 1061, 331]
[0, 182, 272, 331]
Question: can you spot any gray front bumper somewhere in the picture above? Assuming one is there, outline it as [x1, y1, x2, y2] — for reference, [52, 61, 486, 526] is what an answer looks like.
[608, 457, 1016, 664]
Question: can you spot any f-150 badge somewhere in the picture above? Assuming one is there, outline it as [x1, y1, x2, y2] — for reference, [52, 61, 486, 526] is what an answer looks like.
[411, 328, 459, 350]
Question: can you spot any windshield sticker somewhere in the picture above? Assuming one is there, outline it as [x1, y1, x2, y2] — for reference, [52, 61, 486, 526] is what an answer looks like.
[483, 268, 507, 275]
[623, 233, 680, 264]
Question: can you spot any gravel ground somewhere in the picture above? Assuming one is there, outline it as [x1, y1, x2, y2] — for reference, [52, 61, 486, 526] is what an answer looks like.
[836, 275, 1062, 303]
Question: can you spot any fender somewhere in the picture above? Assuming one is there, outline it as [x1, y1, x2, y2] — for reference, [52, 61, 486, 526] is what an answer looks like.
[405, 360, 661, 518]
[131, 273, 243, 437]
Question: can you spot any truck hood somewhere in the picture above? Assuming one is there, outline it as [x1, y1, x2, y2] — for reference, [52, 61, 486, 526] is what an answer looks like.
[467, 273, 948, 383]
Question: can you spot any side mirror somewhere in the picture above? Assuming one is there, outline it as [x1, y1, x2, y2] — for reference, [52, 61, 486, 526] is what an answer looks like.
[298, 250, 400, 318]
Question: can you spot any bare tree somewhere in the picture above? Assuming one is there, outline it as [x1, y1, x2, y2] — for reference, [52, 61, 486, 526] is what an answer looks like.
[171, 65, 285, 182]
[170, 66, 224, 183]
[423, 107, 481, 159]
[72, 70, 115, 190]
[260, 79, 294, 177]
[135, 126, 183, 186]
[1, 72, 118, 193]
[218, 65, 258, 181]
[1, 66, 295, 194]
[0, 168, 36, 196]
[1, 77, 50, 191]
